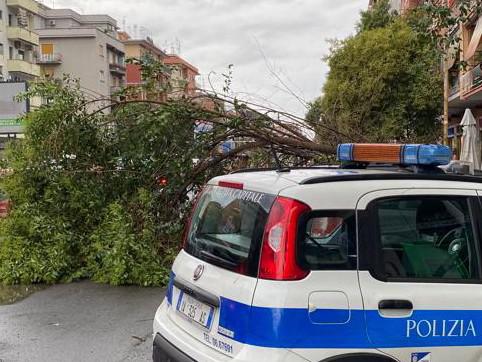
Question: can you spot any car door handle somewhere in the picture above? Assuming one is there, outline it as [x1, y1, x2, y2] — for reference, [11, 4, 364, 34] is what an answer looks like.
[378, 299, 413, 311]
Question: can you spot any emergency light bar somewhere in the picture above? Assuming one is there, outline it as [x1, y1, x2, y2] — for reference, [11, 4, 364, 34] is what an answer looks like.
[337, 143, 452, 166]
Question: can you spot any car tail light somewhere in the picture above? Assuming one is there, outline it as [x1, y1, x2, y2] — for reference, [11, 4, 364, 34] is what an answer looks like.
[259, 196, 310, 281]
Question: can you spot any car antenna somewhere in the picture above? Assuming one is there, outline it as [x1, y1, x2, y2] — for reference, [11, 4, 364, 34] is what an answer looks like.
[271, 144, 290, 173]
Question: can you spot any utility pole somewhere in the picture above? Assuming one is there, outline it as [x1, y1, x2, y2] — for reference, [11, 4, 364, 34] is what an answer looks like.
[443, 57, 449, 145]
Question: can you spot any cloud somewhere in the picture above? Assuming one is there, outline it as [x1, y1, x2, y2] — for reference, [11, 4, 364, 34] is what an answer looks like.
[49, 0, 368, 116]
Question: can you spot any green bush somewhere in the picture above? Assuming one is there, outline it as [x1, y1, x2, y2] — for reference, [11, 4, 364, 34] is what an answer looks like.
[0, 204, 76, 284]
[87, 202, 170, 286]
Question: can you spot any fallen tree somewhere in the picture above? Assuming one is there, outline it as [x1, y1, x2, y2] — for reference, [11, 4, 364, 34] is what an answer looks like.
[0, 71, 339, 286]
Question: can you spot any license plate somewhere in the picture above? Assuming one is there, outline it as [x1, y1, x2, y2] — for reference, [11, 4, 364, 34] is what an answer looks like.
[176, 291, 214, 329]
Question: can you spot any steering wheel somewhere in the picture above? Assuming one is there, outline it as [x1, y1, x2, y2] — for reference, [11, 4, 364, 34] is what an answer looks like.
[434, 237, 469, 278]
[436, 228, 459, 248]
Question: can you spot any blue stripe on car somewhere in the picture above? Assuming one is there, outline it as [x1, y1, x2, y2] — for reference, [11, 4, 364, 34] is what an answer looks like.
[218, 297, 482, 349]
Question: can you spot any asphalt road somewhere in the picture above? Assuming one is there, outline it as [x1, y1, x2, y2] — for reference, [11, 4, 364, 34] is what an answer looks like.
[0, 281, 165, 362]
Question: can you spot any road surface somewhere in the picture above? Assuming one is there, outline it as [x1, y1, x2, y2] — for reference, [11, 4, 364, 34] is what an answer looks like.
[0, 281, 165, 362]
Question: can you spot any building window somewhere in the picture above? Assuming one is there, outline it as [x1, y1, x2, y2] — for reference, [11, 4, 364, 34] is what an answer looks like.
[8, 14, 12, 27]
[99, 70, 105, 83]
[9, 47, 13, 60]
[99, 44, 104, 57]
[41, 43, 54, 55]
[0, 10, 3, 20]
[0, 43, 3, 55]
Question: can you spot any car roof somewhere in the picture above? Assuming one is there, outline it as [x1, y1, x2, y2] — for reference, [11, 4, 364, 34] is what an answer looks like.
[209, 167, 482, 196]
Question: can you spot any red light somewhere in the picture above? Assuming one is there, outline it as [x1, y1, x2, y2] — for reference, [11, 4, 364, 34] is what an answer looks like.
[218, 181, 244, 190]
[259, 197, 310, 281]
[158, 177, 168, 187]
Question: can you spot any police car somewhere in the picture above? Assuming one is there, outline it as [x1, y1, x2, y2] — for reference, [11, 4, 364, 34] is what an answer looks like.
[153, 143, 482, 362]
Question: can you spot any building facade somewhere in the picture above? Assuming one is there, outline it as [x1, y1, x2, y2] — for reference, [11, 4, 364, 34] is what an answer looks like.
[34, 6, 125, 101]
[163, 54, 199, 98]
[119, 31, 168, 101]
[0, 0, 41, 82]
[447, 1, 482, 155]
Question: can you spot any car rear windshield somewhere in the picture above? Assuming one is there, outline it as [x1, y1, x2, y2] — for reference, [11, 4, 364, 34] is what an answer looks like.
[184, 185, 275, 276]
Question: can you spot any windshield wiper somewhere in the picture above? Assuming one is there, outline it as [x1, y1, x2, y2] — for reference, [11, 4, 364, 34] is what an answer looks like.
[200, 250, 238, 270]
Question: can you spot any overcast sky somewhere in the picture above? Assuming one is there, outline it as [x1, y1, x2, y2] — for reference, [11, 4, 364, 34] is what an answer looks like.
[46, 0, 368, 116]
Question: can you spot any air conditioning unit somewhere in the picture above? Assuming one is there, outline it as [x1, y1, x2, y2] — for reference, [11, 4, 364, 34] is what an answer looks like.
[49, 20, 56, 27]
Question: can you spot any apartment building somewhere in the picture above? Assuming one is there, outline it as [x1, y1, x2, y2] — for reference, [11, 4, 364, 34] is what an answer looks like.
[163, 54, 199, 98]
[118, 31, 168, 100]
[448, 1, 482, 155]
[0, 0, 41, 82]
[34, 6, 125, 100]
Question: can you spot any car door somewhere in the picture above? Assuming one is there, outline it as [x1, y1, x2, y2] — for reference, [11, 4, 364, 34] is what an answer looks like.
[357, 188, 482, 362]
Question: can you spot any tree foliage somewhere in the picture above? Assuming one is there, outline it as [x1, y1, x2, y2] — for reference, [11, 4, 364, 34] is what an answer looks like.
[319, 11, 443, 144]
[358, 0, 396, 33]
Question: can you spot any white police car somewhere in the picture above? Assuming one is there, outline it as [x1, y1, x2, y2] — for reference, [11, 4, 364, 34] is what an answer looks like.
[153, 143, 482, 362]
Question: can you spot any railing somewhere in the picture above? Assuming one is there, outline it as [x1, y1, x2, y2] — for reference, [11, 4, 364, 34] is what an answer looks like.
[461, 63, 482, 97]
[449, 79, 460, 97]
[110, 86, 124, 93]
[6, 0, 40, 15]
[7, 26, 39, 46]
[109, 63, 126, 74]
[6, 58, 40, 77]
[36, 53, 63, 64]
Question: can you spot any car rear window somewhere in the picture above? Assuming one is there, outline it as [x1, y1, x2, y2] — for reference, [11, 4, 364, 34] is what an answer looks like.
[184, 185, 275, 276]
[298, 211, 357, 270]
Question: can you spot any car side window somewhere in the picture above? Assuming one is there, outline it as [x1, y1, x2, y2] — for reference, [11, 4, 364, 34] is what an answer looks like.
[298, 211, 356, 270]
[374, 196, 480, 281]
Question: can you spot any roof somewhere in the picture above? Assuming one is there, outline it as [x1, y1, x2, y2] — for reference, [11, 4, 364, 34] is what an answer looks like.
[119, 32, 166, 57]
[163, 55, 199, 74]
[209, 167, 482, 209]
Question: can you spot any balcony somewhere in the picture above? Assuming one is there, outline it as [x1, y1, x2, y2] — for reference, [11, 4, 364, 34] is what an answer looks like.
[461, 63, 482, 98]
[7, 27, 39, 46]
[110, 86, 122, 92]
[36, 53, 63, 65]
[6, 0, 40, 14]
[109, 63, 126, 75]
[7, 59, 40, 77]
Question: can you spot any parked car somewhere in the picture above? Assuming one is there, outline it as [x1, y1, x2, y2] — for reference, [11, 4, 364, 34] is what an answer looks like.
[153, 143, 482, 362]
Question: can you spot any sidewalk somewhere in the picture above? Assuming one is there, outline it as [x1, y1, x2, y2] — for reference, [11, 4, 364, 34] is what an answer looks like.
[0, 281, 165, 362]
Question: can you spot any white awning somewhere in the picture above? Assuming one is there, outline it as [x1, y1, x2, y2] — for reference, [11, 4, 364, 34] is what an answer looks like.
[465, 16, 482, 61]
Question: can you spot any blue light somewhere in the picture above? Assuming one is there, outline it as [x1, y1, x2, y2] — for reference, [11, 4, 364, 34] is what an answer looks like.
[337, 144, 354, 162]
[401, 144, 452, 166]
